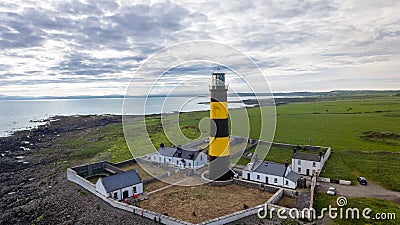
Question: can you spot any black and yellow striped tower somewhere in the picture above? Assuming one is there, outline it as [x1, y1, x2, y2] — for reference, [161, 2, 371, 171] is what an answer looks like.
[209, 68, 233, 181]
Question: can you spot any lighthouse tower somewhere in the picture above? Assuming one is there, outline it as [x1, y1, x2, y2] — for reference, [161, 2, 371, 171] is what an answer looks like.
[209, 68, 232, 181]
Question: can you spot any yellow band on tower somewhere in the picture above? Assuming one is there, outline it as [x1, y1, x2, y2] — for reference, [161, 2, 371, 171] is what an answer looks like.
[210, 102, 228, 119]
[209, 137, 230, 157]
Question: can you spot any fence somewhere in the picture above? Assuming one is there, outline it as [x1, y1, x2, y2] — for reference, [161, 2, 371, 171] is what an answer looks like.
[68, 167, 282, 225]
[309, 176, 317, 209]
[113, 158, 137, 167]
[317, 177, 351, 185]
[67, 167, 193, 225]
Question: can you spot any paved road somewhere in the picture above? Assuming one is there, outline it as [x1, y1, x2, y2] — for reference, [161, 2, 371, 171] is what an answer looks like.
[317, 181, 400, 204]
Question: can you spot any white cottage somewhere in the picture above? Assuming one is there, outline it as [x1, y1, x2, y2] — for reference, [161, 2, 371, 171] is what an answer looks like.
[151, 144, 176, 165]
[95, 170, 143, 201]
[242, 160, 300, 189]
[292, 150, 324, 176]
[151, 144, 208, 169]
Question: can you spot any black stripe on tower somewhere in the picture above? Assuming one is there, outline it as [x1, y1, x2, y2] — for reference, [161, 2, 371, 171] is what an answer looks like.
[209, 156, 217, 161]
[210, 119, 229, 137]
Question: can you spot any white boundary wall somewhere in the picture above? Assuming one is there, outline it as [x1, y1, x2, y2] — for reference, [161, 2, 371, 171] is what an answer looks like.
[67, 168, 191, 225]
[67, 168, 282, 225]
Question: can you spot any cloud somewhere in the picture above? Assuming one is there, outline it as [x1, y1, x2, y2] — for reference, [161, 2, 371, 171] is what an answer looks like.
[0, 0, 399, 97]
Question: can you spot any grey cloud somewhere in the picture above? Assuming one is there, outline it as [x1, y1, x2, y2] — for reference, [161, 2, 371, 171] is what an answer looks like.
[53, 52, 142, 77]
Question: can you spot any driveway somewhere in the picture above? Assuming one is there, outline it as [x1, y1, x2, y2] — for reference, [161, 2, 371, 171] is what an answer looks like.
[317, 181, 400, 204]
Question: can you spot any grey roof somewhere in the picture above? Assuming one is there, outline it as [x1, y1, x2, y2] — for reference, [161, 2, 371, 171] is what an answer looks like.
[157, 147, 176, 157]
[293, 152, 321, 162]
[173, 148, 201, 160]
[286, 171, 301, 183]
[100, 170, 142, 192]
[252, 161, 287, 176]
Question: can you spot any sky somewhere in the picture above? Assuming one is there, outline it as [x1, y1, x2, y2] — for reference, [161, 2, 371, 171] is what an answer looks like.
[0, 0, 399, 97]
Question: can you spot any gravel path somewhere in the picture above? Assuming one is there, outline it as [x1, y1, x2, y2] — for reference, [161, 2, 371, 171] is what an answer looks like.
[317, 181, 400, 204]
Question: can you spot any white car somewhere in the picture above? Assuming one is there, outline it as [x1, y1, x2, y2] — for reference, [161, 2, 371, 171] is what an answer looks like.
[326, 187, 336, 196]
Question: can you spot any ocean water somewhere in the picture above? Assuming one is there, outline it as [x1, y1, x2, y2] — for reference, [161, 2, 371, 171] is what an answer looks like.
[0, 96, 256, 137]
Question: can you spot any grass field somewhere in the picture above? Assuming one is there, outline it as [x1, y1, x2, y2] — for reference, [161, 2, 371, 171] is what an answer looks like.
[314, 192, 399, 224]
[63, 96, 400, 191]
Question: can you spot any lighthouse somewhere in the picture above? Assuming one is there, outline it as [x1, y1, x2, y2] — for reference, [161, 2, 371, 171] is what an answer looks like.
[208, 68, 233, 181]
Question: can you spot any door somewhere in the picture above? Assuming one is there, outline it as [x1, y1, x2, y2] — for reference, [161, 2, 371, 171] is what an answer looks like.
[265, 176, 268, 184]
[306, 169, 310, 176]
[246, 172, 250, 180]
[122, 190, 129, 199]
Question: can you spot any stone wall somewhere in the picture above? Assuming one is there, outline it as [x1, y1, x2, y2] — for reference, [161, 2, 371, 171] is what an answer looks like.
[71, 161, 107, 177]
[309, 176, 317, 209]
[104, 163, 125, 174]
[113, 158, 137, 167]
[68, 165, 288, 225]
[67, 167, 192, 225]
[233, 179, 279, 193]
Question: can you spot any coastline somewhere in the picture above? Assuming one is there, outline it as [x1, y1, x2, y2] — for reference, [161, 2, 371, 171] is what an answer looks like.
[0, 112, 265, 225]
[0, 114, 162, 224]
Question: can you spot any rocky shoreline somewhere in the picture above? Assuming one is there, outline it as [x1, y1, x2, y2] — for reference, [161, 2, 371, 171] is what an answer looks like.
[0, 114, 279, 225]
[0, 115, 160, 225]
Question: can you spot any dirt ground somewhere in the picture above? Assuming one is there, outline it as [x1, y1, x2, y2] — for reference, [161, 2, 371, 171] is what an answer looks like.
[137, 184, 273, 224]
[277, 196, 297, 208]
[119, 163, 155, 180]
[144, 180, 170, 193]
[317, 182, 400, 204]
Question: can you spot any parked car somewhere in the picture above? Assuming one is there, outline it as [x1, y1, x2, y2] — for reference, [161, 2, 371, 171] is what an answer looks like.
[326, 187, 336, 196]
[357, 176, 367, 185]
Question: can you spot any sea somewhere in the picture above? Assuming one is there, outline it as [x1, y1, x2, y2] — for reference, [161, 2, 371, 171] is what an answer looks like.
[0, 96, 276, 137]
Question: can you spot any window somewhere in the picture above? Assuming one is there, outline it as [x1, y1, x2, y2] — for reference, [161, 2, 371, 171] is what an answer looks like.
[159, 156, 161, 161]
[256, 175, 260, 180]
[274, 178, 277, 183]
[133, 186, 137, 193]
[298, 159, 301, 165]
[169, 159, 171, 162]
[188, 162, 191, 167]
[113, 192, 118, 199]
[298, 168, 301, 173]
[285, 180, 289, 185]
[312, 162, 316, 167]
[200, 155, 203, 161]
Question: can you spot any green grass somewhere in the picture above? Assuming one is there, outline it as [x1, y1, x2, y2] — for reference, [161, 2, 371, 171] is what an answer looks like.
[322, 151, 400, 191]
[64, 96, 400, 191]
[314, 192, 399, 224]
[272, 97, 400, 152]
[65, 123, 131, 163]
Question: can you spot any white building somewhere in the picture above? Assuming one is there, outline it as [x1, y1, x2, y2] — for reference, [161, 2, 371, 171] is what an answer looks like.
[292, 150, 324, 176]
[242, 160, 300, 189]
[95, 170, 143, 201]
[151, 144, 208, 169]
[151, 145, 176, 165]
